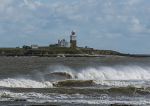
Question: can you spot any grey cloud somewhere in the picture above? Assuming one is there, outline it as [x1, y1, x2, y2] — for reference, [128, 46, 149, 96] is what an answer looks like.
[0, 0, 150, 53]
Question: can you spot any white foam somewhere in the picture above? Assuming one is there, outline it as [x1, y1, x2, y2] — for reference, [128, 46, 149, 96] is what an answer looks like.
[94, 80, 148, 87]
[77, 66, 150, 80]
[0, 90, 150, 105]
[1, 66, 150, 88]
[0, 78, 53, 88]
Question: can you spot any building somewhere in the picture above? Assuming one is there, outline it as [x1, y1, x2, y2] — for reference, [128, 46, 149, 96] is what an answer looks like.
[70, 31, 77, 49]
[31, 45, 39, 49]
[48, 31, 77, 48]
[58, 39, 69, 47]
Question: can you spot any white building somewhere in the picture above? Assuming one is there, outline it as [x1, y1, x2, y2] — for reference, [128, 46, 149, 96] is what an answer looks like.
[31, 45, 39, 49]
[58, 39, 69, 47]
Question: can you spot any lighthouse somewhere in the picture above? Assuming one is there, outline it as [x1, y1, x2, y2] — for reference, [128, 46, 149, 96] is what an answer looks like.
[70, 31, 77, 49]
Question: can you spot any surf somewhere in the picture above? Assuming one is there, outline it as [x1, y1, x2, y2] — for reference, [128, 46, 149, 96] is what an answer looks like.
[0, 65, 150, 88]
[0, 78, 53, 88]
[46, 65, 150, 81]
[77, 66, 150, 80]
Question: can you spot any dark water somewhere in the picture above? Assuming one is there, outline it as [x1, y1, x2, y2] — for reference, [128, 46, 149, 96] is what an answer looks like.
[0, 56, 150, 106]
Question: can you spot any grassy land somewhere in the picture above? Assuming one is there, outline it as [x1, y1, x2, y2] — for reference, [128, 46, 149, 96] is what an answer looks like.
[0, 47, 122, 57]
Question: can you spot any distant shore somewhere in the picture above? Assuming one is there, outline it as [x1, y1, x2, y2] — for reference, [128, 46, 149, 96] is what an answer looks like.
[0, 54, 149, 58]
[0, 47, 149, 57]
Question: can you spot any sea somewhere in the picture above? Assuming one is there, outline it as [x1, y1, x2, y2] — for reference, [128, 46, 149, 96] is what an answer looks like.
[0, 56, 150, 106]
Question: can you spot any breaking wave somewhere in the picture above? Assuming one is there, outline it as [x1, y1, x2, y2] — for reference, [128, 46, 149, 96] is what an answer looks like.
[0, 87, 150, 105]
[0, 78, 53, 88]
[50, 65, 150, 87]
[77, 66, 150, 80]
[0, 65, 150, 88]
[51, 65, 150, 87]
[48, 65, 150, 81]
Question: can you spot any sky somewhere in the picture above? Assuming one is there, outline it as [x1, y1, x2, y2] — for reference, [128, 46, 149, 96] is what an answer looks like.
[0, 0, 150, 54]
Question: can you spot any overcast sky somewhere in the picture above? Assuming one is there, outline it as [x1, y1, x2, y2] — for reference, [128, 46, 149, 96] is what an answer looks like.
[0, 0, 150, 54]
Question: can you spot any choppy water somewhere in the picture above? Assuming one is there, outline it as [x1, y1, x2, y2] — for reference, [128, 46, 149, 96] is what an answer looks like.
[0, 56, 150, 106]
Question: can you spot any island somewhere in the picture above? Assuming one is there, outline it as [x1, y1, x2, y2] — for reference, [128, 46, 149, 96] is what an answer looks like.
[0, 31, 149, 57]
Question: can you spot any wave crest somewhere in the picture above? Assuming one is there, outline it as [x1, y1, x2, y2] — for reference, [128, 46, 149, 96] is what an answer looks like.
[0, 78, 53, 88]
[0, 66, 150, 88]
[77, 66, 150, 80]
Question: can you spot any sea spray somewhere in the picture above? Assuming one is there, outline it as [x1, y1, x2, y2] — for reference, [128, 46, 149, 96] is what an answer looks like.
[49, 65, 150, 87]
[46, 65, 76, 79]
[0, 90, 52, 102]
[77, 66, 150, 80]
[0, 65, 150, 88]
[0, 78, 53, 88]
[39, 65, 150, 81]
[46, 65, 150, 80]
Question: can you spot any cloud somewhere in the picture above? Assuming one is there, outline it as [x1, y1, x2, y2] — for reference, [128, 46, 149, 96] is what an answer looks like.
[0, 0, 150, 53]
[131, 18, 143, 33]
[23, 0, 42, 10]
[129, 17, 150, 36]
[127, 0, 142, 5]
[0, 0, 13, 10]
